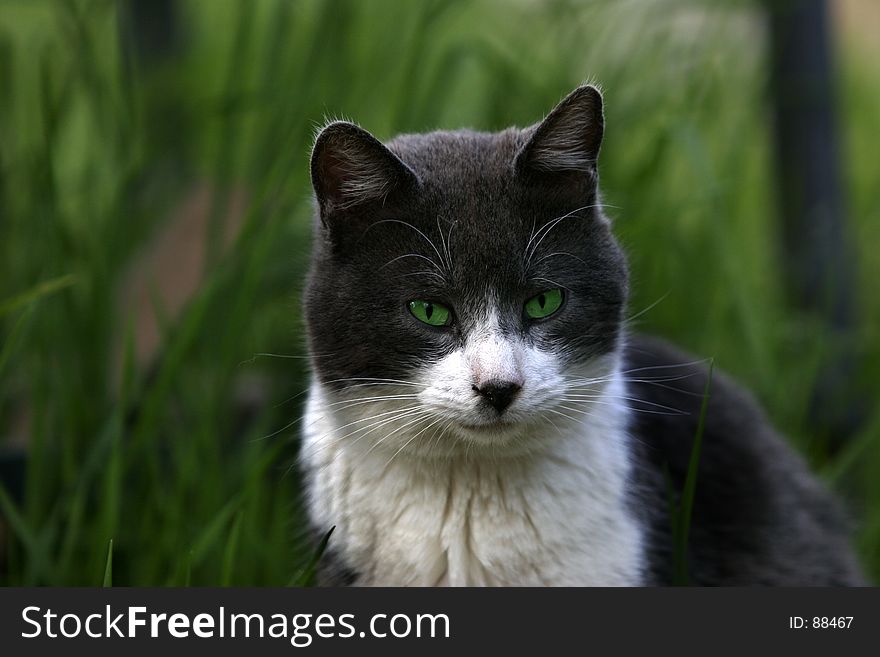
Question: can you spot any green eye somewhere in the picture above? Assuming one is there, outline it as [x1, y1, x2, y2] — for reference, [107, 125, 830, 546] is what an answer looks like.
[408, 300, 452, 326]
[524, 288, 564, 320]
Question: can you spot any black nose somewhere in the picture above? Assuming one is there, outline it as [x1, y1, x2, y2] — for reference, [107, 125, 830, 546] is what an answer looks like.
[472, 380, 522, 413]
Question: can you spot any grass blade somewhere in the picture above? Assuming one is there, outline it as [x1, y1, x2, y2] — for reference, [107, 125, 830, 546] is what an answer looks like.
[102, 539, 113, 587]
[221, 511, 243, 586]
[188, 497, 240, 568]
[0, 304, 34, 384]
[0, 273, 75, 318]
[0, 483, 36, 553]
[289, 526, 335, 587]
[672, 359, 714, 586]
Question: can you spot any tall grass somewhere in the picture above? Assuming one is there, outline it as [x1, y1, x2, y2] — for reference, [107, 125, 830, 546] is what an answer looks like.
[0, 0, 878, 585]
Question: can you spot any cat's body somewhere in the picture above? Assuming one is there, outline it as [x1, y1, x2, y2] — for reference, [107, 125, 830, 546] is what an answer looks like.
[300, 87, 864, 586]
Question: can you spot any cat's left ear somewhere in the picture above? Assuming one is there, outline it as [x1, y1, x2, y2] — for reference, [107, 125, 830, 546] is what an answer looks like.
[514, 85, 604, 179]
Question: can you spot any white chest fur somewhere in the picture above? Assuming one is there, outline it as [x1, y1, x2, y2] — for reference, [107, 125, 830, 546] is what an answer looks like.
[300, 378, 646, 586]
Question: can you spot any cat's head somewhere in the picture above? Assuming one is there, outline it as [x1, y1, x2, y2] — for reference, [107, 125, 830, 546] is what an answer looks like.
[304, 85, 628, 457]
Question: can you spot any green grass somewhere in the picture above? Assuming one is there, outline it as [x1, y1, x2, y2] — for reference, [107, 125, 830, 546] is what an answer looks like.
[0, 0, 878, 585]
[670, 361, 714, 586]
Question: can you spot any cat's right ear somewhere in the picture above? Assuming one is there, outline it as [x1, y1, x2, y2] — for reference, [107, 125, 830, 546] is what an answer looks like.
[310, 121, 419, 224]
[514, 85, 604, 182]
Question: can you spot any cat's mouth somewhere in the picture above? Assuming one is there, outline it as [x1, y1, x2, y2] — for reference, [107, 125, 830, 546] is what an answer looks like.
[457, 419, 518, 434]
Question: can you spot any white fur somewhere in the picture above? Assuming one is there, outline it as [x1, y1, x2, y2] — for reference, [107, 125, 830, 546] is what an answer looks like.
[300, 318, 646, 586]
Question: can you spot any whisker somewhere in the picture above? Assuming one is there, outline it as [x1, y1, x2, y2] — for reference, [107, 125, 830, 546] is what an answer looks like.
[301, 407, 426, 459]
[324, 404, 424, 436]
[560, 397, 687, 416]
[365, 412, 433, 457]
[526, 203, 608, 266]
[333, 409, 429, 455]
[541, 411, 563, 436]
[240, 349, 342, 364]
[325, 377, 428, 387]
[531, 251, 588, 268]
[287, 408, 427, 478]
[616, 360, 711, 376]
[618, 378, 707, 397]
[271, 380, 420, 412]
[399, 270, 448, 282]
[533, 276, 569, 290]
[381, 415, 446, 470]
[625, 292, 671, 324]
[562, 390, 687, 412]
[379, 252, 445, 275]
[545, 407, 594, 425]
[525, 204, 596, 259]
[265, 392, 424, 447]
[325, 394, 422, 410]
[370, 219, 448, 278]
[436, 215, 453, 273]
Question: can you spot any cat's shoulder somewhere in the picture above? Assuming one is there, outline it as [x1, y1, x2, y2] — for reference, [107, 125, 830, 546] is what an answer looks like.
[624, 333, 863, 585]
[623, 331, 817, 491]
[623, 333, 772, 455]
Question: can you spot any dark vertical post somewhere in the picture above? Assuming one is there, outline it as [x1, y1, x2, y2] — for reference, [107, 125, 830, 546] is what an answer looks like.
[116, 0, 190, 174]
[765, 0, 860, 449]
[119, 0, 181, 67]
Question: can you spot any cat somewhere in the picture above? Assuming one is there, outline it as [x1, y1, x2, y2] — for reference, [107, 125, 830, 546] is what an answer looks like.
[299, 85, 865, 586]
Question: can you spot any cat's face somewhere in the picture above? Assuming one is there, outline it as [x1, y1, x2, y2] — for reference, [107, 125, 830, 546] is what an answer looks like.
[304, 86, 628, 457]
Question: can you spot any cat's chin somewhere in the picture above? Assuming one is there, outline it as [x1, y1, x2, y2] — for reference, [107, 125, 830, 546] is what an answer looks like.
[445, 417, 548, 454]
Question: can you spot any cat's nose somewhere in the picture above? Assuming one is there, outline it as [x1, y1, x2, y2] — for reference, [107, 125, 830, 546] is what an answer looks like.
[472, 380, 522, 413]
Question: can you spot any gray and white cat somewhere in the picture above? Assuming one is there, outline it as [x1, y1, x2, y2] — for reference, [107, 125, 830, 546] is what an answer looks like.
[299, 86, 864, 586]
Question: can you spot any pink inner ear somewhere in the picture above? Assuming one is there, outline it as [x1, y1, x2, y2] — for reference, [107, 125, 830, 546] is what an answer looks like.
[313, 124, 419, 216]
[517, 86, 604, 174]
[526, 117, 597, 173]
[317, 137, 394, 212]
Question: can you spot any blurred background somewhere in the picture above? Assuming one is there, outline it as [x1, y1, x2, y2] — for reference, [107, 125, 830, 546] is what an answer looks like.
[0, 0, 878, 586]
